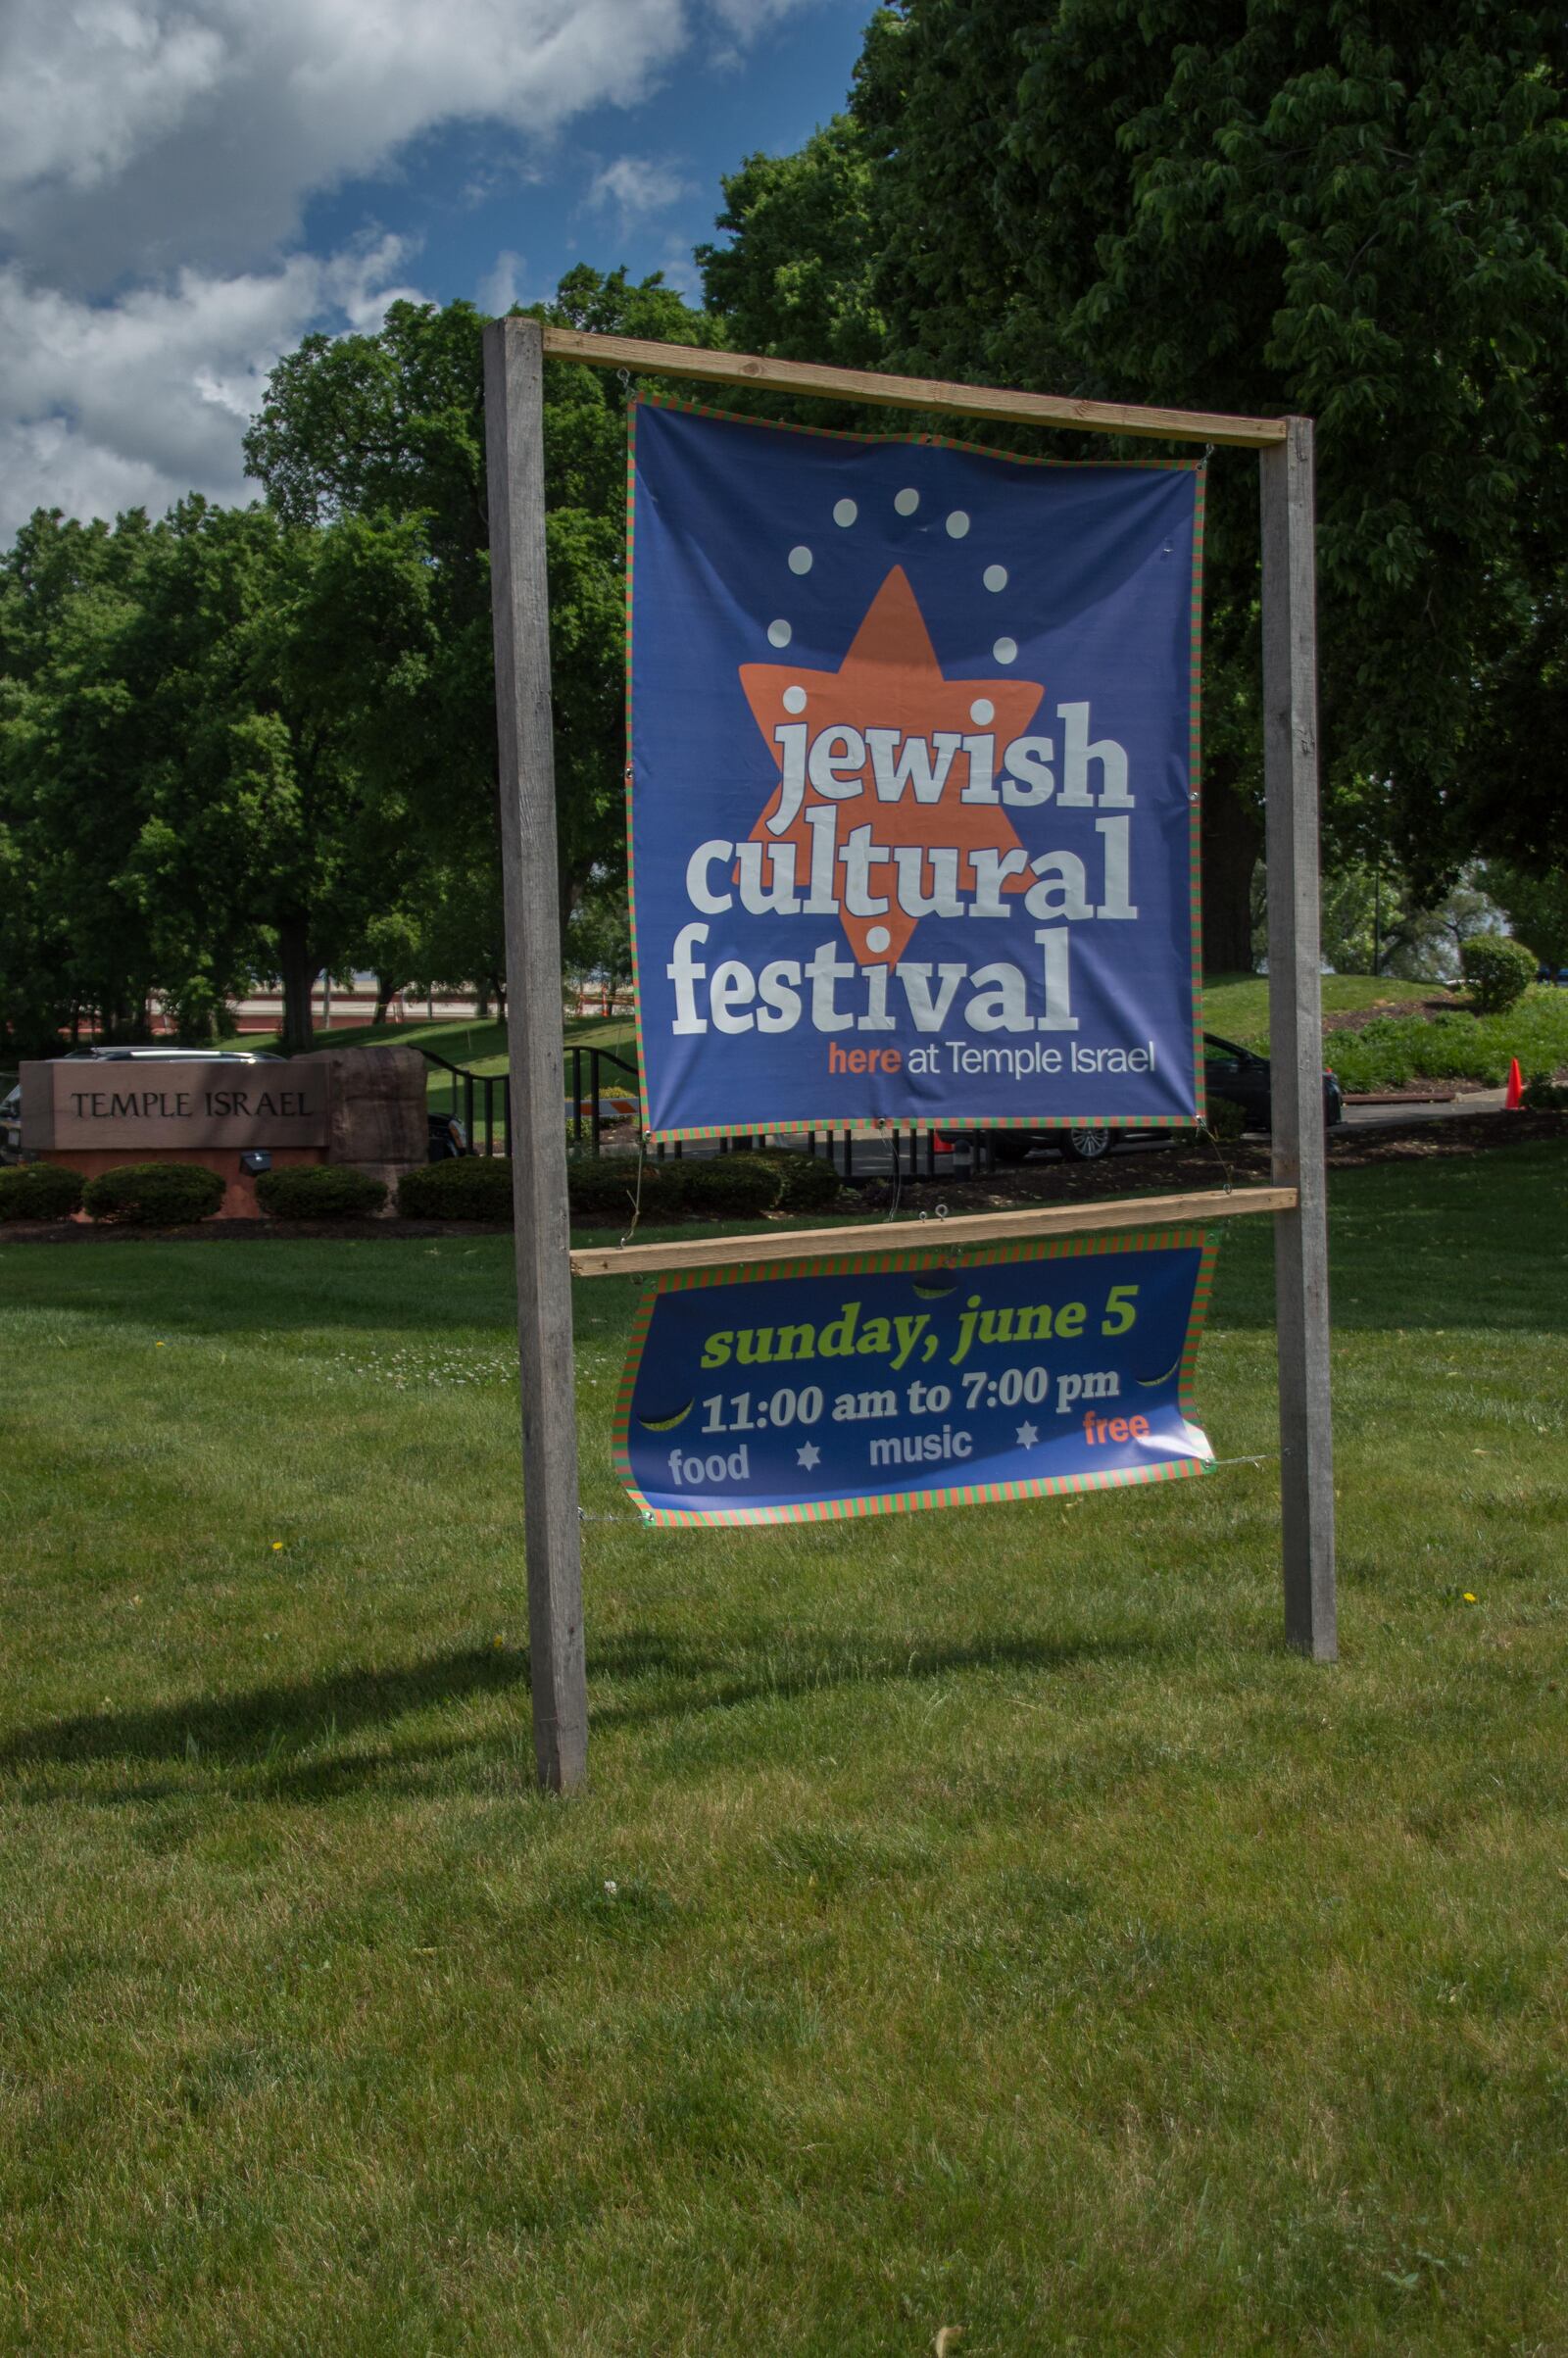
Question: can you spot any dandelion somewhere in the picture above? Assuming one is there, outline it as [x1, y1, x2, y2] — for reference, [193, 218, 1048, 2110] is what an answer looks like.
[1462, 1592, 1478, 1604]
[604, 1880, 617, 1896]
[155, 1342, 166, 1350]
[493, 1633, 505, 1647]
[271, 1541, 284, 1551]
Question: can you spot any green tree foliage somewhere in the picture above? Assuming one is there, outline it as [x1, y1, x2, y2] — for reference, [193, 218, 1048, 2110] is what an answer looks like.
[0, 512, 164, 1049]
[0, 499, 423, 1055]
[242, 268, 718, 961]
[705, 3, 1568, 959]
[699, 120, 884, 372]
[125, 501, 421, 1053]
[1479, 860, 1568, 971]
[563, 868, 634, 1007]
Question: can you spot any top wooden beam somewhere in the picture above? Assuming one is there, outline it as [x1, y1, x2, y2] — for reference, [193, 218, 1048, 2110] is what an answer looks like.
[538, 326, 1288, 450]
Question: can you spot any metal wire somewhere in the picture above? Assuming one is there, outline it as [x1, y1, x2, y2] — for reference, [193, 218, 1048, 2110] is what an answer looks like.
[618, 1130, 651, 1250]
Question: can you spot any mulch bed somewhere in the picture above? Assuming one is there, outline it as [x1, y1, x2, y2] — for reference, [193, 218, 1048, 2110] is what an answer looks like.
[2, 1108, 1562, 1247]
[1320, 994, 1462, 1032]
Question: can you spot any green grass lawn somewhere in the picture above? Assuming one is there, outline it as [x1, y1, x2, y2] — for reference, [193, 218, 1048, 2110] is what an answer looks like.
[3, 1144, 1567, 2353]
[1201, 970, 1457, 1045]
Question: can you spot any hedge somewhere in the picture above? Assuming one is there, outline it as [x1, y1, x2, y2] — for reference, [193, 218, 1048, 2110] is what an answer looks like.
[396, 1156, 515, 1221]
[82, 1162, 225, 1225]
[255, 1165, 387, 1220]
[670, 1154, 781, 1218]
[1202, 1094, 1249, 1143]
[0, 1161, 85, 1221]
[1460, 934, 1536, 1015]
[566, 1155, 683, 1222]
[742, 1148, 845, 1213]
[397, 1146, 847, 1226]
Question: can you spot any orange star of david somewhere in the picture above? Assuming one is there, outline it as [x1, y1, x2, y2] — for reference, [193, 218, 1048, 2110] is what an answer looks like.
[739, 566, 1045, 965]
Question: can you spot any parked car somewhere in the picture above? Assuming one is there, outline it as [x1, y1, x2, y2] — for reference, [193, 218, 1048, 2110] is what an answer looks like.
[991, 1031, 1343, 1164]
[427, 1110, 468, 1160]
[0, 1047, 282, 1164]
[61, 1046, 283, 1062]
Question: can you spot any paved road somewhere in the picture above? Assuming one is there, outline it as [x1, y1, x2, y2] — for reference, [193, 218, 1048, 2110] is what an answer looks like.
[1340, 1087, 1504, 1128]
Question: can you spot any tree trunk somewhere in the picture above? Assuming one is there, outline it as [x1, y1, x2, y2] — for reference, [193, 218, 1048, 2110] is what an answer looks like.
[277, 917, 316, 1056]
[372, 973, 401, 1026]
[1200, 769, 1265, 977]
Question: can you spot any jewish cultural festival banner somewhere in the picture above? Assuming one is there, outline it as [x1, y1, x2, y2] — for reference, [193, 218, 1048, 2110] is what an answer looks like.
[627, 400, 1204, 1141]
[613, 1230, 1216, 1528]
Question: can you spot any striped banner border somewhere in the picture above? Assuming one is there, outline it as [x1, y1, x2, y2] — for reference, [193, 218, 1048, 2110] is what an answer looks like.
[622, 392, 1208, 1146]
[610, 1226, 1219, 1528]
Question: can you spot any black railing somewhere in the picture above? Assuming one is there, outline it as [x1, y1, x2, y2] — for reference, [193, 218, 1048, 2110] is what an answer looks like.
[418, 1043, 642, 1157]
[417, 1044, 996, 1179]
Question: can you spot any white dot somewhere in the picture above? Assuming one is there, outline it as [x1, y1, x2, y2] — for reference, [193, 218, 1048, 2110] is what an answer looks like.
[946, 511, 970, 539]
[767, 618, 792, 648]
[865, 926, 891, 955]
[788, 545, 812, 574]
[894, 488, 919, 516]
[983, 564, 1007, 592]
[782, 685, 808, 714]
[969, 699, 995, 726]
[833, 499, 858, 527]
[993, 637, 1017, 664]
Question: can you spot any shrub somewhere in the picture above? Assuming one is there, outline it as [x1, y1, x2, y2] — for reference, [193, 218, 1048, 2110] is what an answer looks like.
[566, 1154, 682, 1223]
[743, 1148, 845, 1213]
[397, 1156, 515, 1221]
[0, 1161, 84, 1221]
[83, 1161, 225, 1225]
[1522, 1073, 1568, 1111]
[255, 1164, 387, 1220]
[1203, 1095, 1248, 1143]
[672, 1154, 783, 1218]
[1461, 935, 1536, 1015]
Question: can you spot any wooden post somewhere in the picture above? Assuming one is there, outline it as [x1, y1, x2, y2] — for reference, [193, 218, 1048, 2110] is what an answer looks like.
[1260, 416, 1337, 1660]
[483, 317, 590, 1789]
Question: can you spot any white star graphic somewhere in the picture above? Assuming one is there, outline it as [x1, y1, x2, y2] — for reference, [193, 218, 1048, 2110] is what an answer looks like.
[1015, 1421, 1039, 1449]
[796, 1441, 821, 1471]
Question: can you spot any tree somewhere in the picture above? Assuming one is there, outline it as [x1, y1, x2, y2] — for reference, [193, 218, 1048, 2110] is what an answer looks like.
[242, 268, 719, 972]
[699, 119, 884, 373]
[1480, 860, 1568, 971]
[706, 3, 1568, 963]
[0, 510, 167, 1051]
[126, 501, 417, 1053]
[563, 868, 634, 1007]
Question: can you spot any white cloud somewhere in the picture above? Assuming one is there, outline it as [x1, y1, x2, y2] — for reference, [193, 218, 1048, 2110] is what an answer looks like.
[0, 0, 698, 289]
[586, 155, 690, 225]
[477, 248, 525, 316]
[0, 236, 425, 535]
[0, 0, 830, 531]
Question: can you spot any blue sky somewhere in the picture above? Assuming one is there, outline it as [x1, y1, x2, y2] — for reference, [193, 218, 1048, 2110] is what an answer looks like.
[304, 6, 866, 313]
[0, 0, 867, 537]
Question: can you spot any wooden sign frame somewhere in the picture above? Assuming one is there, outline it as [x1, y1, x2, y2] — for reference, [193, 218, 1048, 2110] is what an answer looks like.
[483, 320, 1335, 1793]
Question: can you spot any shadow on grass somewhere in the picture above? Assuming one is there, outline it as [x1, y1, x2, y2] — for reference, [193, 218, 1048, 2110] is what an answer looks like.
[0, 1626, 1175, 1791]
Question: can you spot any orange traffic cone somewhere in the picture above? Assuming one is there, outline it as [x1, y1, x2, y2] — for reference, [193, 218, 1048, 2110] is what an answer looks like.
[1505, 1056, 1524, 1110]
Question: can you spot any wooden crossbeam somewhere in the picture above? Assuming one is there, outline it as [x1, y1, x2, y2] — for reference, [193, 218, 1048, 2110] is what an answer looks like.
[539, 326, 1289, 451]
[569, 1185, 1297, 1280]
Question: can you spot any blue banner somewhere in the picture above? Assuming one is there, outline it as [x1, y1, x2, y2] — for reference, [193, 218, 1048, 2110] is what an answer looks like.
[627, 401, 1203, 1141]
[613, 1231, 1215, 1526]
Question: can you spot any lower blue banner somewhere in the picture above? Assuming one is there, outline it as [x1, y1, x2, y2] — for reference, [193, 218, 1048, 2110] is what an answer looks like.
[613, 1228, 1216, 1526]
